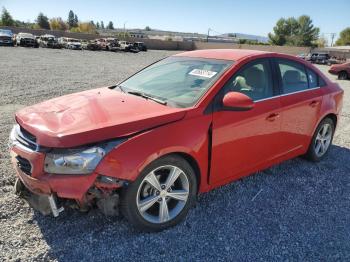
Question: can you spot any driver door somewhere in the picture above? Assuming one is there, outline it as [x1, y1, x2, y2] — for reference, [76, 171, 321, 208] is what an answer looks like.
[210, 58, 283, 185]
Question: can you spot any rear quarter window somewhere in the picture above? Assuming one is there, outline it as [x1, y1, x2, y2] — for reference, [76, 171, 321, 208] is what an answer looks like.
[276, 59, 308, 94]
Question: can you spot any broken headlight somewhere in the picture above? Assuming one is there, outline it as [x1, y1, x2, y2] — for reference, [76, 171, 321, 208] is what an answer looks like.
[44, 139, 125, 175]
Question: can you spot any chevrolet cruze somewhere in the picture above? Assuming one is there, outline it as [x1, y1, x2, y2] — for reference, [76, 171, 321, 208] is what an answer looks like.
[9, 49, 343, 231]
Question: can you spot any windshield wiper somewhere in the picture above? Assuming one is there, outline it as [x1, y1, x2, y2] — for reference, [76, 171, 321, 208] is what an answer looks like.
[127, 91, 167, 105]
[116, 85, 126, 93]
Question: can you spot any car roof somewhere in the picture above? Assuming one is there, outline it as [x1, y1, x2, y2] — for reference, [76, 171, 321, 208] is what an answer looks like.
[174, 49, 273, 61]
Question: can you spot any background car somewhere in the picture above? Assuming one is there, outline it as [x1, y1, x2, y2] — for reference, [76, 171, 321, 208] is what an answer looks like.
[296, 53, 306, 59]
[15, 32, 39, 48]
[133, 42, 147, 51]
[39, 34, 62, 49]
[315, 53, 330, 64]
[329, 62, 350, 80]
[96, 38, 119, 51]
[66, 38, 82, 50]
[118, 40, 133, 51]
[0, 29, 14, 46]
[81, 40, 101, 51]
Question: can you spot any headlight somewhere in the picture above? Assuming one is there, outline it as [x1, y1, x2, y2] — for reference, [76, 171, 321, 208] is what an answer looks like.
[44, 139, 125, 175]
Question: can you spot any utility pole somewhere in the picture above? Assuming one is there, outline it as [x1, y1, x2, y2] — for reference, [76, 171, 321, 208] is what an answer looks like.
[330, 33, 336, 47]
[207, 28, 211, 42]
[124, 21, 128, 40]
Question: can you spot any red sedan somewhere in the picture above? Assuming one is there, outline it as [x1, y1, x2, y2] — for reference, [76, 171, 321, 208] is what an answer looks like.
[329, 62, 350, 80]
[9, 49, 343, 231]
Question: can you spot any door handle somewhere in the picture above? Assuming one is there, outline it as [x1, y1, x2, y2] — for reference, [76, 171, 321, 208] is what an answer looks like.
[309, 100, 319, 107]
[266, 113, 280, 122]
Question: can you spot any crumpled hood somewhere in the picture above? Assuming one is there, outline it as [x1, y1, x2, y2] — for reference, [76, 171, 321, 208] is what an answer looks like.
[16, 87, 187, 148]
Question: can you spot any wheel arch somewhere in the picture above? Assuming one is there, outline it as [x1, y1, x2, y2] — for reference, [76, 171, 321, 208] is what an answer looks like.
[161, 152, 201, 192]
[324, 113, 337, 128]
[338, 70, 348, 79]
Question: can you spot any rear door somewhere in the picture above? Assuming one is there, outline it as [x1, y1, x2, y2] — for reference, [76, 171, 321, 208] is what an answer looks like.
[210, 58, 283, 184]
[274, 58, 323, 154]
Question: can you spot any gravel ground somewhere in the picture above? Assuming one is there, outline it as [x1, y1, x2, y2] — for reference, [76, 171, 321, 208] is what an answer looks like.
[0, 47, 349, 261]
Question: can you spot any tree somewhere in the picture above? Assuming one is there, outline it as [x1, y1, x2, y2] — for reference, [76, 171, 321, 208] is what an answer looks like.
[71, 22, 96, 33]
[315, 35, 328, 48]
[100, 21, 104, 29]
[74, 14, 78, 27]
[1, 7, 15, 26]
[268, 15, 319, 46]
[107, 21, 114, 29]
[36, 12, 50, 30]
[335, 27, 350, 46]
[49, 17, 68, 31]
[96, 21, 100, 29]
[145, 26, 151, 31]
[296, 15, 319, 46]
[68, 10, 75, 28]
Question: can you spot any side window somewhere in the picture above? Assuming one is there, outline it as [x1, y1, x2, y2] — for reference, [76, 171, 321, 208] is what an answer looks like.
[319, 75, 327, 87]
[277, 59, 308, 94]
[306, 68, 318, 88]
[222, 59, 273, 101]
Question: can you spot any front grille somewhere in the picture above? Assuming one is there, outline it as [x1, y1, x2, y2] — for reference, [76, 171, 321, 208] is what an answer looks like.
[0, 36, 11, 41]
[20, 127, 36, 143]
[14, 125, 38, 151]
[16, 155, 32, 175]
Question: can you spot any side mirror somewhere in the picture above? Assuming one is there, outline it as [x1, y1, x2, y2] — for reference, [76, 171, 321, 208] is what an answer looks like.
[222, 92, 254, 111]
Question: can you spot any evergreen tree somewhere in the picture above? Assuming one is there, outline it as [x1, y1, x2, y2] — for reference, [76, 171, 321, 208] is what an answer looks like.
[68, 10, 75, 28]
[107, 21, 114, 30]
[74, 14, 78, 27]
[36, 12, 50, 30]
[1, 7, 15, 26]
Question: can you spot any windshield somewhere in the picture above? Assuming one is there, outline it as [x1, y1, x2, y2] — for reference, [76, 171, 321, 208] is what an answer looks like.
[0, 29, 12, 36]
[118, 56, 233, 108]
[19, 33, 33, 38]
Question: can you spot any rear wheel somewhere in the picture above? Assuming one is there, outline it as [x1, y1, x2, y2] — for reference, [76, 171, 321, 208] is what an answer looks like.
[305, 118, 334, 162]
[338, 71, 348, 80]
[120, 155, 197, 232]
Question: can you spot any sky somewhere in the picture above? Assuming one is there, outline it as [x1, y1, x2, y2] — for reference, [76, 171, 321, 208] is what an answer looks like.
[1, 0, 349, 43]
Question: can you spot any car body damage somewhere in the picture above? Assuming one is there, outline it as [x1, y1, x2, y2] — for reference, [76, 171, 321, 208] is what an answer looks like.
[9, 49, 343, 231]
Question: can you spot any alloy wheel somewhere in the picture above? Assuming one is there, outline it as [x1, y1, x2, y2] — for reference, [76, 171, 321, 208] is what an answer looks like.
[136, 165, 189, 224]
[314, 123, 332, 157]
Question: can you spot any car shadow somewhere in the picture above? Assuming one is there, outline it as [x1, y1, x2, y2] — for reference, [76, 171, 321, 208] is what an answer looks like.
[33, 144, 350, 261]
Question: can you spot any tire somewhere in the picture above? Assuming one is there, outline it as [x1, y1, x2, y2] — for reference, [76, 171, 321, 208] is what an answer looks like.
[120, 155, 197, 232]
[338, 71, 348, 80]
[304, 118, 334, 162]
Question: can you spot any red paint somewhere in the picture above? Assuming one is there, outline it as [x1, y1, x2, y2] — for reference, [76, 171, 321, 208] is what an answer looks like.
[223, 92, 255, 110]
[10, 49, 344, 204]
[329, 62, 350, 77]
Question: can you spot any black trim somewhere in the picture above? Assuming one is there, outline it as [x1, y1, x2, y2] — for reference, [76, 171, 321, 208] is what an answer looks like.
[221, 105, 254, 112]
[207, 123, 213, 184]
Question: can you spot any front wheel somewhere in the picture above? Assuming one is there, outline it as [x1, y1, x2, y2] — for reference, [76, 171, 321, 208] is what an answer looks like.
[305, 118, 334, 162]
[120, 155, 197, 232]
[338, 71, 348, 80]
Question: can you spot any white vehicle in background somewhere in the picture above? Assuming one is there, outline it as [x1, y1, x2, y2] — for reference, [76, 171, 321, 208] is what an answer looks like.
[58, 37, 82, 50]
[15, 33, 39, 48]
[118, 40, 133, 51]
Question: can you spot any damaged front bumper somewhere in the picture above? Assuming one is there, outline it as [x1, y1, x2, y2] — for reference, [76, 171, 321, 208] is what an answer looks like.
[10, 144, 126, 218]
[15, 178, 64, 217]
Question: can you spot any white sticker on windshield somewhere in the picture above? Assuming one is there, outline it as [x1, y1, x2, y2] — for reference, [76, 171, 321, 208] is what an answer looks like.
[189, 69, 217, 78]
